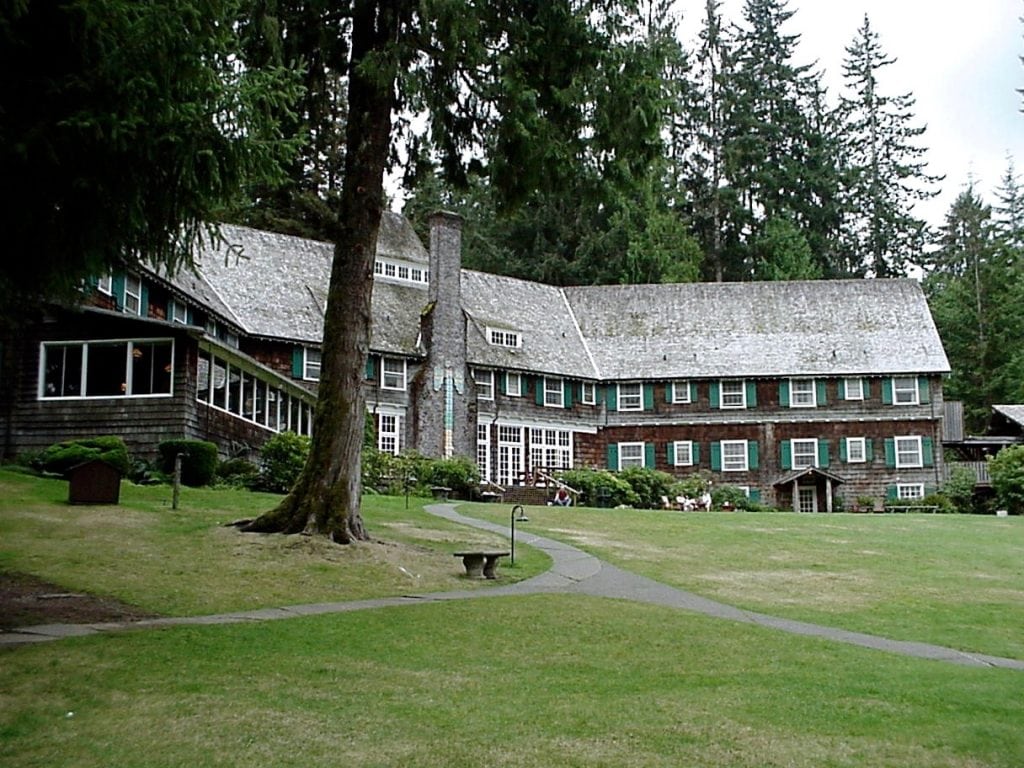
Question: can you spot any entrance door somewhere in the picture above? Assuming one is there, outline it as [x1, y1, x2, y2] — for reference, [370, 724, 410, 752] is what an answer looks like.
[798, 486, 818, 513]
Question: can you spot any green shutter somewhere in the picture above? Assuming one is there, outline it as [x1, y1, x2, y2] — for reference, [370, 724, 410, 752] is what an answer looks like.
[780, 440, 792, 470]
[818, 440, 830, 468]
[607, 444, 619, 470]
[710, 442, 722, 471]
[863, 378, 871, 399]
[748, 441, 759, 470]
[690, 381, 698, 403]
[882, 378, 893, 405]
[919, 377, 931, 404]
[886, 485, 898, 502]
[709, 381, 720, 409]
[665, 384, 673, 404]
[186, 306, 195, 326]
[564, 380, 574, 408]
[645, 443, 656, 469]
[595, 385, 605, 406]
[746, 381, 757, 407]
[693, 443, 701, 465]
[666, 442, 676, 465]
[839, 438, 848, 462]
[111, 273, 126, 310]
[139, 282, 149, 317]
[498, 373, 507, 395]
[292, 348, 304, 378]
[535, 377, 545, 406]
[838, 379, 846, 400]
[750, 489, 761, 503]
[866, 438, 875, 461]
[365, 355, 376, 380]
[884, 438, 896, 468]
[816, 379, 827, 406]
[605, 385, 618, 411]
[923, 437, 934, 467]
[643, 384, 655, 411]
[779, 380, 790, 407]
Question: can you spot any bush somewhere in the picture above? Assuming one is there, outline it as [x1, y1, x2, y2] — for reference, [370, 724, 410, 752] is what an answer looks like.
[419, 456, 479, 499]
[33, 436, 131, 476]
[558, 468, 637, 508]
[128, 457, 167, 485]
[216, 457, 260, 489]
[257, 431, 310, 493]
[158, 439, 219, 487]
[668, 472, 712, 502]
[617, 466, 676, 509]
[712, 484, 758, 511]
[943, 465, 978, 513]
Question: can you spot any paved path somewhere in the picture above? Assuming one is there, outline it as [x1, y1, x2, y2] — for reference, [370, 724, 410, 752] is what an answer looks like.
[3, 503, 1023, 671]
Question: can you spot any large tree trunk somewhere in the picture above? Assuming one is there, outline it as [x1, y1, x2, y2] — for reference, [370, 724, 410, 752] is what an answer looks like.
[242, 1, 411, 543]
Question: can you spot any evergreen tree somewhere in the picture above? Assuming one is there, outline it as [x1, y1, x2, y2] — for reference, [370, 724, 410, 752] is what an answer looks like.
[836, 15, 940, 277]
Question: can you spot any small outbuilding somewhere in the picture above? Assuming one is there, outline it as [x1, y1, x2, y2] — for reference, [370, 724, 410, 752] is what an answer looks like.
[67, 459, 122, 505]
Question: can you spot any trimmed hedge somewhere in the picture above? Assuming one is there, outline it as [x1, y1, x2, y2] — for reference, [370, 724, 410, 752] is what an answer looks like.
[158, 439, 219, 487]
[33, 436, 131, 476]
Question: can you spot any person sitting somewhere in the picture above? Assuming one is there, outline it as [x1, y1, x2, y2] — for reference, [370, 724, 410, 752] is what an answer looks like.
[553, 487, 573, 507]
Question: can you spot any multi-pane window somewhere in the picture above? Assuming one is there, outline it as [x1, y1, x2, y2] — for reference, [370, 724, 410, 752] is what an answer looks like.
[124, 274, 143, 315]
[671, 381, 691, 404]
[378, 414, 401, 455]
[893, 376, 919, 405]
[384, 262, 396, 277]
[897, 483, 925, 500]
[397, 265, 409, 280]
[488, 328, 521, 348]
[374, 259, 428, 284]
[844, 377, 864, 400]
[497, 425, 524, 485]
[473, 368, 494, 400]
[790, 379, 816, 407]
[530, 428, 572, 472]
[544, 377, 564, 407]
[721, 440, 748, 471]
[97, 275, 113, 295]
[381, 358, 406, 390]
[895, 436, 923, 468]
[721, 380, 746, 409]
[303, 348, 321, 381]
[40, 340, 173, 399]
[505, 372, 522, 397]
[618, 442, 645, 469]
[845, 437, 867, 463]
[168, 298, 188, 324]
[618, 382, 643, 411]
[581, 382, 596, 405]
[673, 440, 694, 466]
[411, 268, 423, 282]
[791, 438, 818, 469]
[476, 424, 491, 481]
[374, 261, 383, 275]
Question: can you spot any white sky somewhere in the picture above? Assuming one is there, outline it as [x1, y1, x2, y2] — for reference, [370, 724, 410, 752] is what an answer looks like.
[678, 0, 1024, 228]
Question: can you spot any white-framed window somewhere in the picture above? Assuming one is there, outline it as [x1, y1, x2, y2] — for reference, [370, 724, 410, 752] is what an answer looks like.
[381, 357, 406, 391]
[673, 440, 694, 466]
[384, 262, 396, 278]
[845, 437, 867, 463]
[303, 348, 321, 381]
[844, 377, 864, 400]
[411, 268, 423, 282]
[893, 376, 919, 405]
[378, 413, 402, 455]
[505, 372, 522, 397]
[168, 298, 188, 324]
[895, 436, 923, 468]
[374, 261, 383, 275]
[477, 423, 491, 481]
[97, 275, 113, 295]
[581, 382, 596, 405]
[721, 440, 749, 472]
[790, 379, 816, 408]
[897, 483, 925, 500]
[40, 339, 174, 399]
[544, 377, 564, 408]
[792, 438, 818, 469]
[497, 425, 524, 486]
[123, 274, 143, 315]
[721, 379, 746, 409]
[671, 381, 691, 404]
[488, 328, 521, 348]
[618, 442, 645, 470]
[530, 428, 573, 472]
[473, 368, 494, 400]
[397, 265, 409, 280]
[618, 382, 643, 411]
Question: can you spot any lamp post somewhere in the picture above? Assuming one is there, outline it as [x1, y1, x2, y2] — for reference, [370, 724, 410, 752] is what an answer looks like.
[510, 504, 529, 565]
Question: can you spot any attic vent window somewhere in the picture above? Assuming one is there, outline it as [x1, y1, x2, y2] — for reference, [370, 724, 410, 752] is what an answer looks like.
[488, 328, 521, 348]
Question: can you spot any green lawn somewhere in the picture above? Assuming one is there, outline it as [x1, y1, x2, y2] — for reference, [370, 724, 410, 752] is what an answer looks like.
[2, 470, 1023, 767]
[463, 502, 1024, 660]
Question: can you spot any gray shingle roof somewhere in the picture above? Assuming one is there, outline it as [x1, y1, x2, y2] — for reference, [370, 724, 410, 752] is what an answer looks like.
[563, 279, 949, 379]
[993, 405, 1024, 427]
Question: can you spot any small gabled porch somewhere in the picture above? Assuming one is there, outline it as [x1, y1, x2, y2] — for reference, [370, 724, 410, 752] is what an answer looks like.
[773, 466, 846, 513]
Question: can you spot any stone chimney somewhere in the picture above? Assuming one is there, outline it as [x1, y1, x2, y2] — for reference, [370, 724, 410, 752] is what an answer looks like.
[411, 212, 474, 460]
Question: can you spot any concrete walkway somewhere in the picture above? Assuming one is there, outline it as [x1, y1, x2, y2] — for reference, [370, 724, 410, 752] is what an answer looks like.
[3, 503, 1023, 671]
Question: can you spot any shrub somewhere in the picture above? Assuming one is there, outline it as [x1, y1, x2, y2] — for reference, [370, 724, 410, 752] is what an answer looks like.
[617, 466, 676, 509]
[558, 468, 637, 508]
[158, 439, 219, 487]
[33, 436, 131, 476]
[216, 457, 260, 489]
[419, 456, 479, 499]
[943, 465, 978, 512]
[128, 457, 167, 485]
[712, 484, 758, 511]
[257, 431, 310, 493]
[668, 472, 712, 502]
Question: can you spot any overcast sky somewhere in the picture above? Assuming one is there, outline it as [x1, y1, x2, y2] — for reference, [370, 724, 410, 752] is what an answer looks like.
[679, 0, 1024, 229]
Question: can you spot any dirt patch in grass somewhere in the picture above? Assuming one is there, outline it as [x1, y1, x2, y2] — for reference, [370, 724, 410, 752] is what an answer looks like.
[0, 572, 159, 629]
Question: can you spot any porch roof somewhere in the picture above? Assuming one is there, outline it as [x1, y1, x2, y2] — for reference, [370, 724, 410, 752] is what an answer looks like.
[772, 466, 847, 487]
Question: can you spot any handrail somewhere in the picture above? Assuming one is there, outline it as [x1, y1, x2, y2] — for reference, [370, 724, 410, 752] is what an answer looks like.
[533, 468, 581, 497]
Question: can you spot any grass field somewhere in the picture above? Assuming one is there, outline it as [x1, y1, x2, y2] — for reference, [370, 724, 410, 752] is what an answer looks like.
[2, 469, 1023, 767]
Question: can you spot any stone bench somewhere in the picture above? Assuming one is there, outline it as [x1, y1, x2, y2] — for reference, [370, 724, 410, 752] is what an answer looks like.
[453, 551, 510, 580]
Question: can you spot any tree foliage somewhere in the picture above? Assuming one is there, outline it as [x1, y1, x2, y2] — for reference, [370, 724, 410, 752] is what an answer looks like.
[988, 444, 1024, 514]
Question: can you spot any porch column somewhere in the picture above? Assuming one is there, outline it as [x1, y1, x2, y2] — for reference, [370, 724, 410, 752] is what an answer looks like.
[792, 482, 799, 513]
[825, 478, 833, 513]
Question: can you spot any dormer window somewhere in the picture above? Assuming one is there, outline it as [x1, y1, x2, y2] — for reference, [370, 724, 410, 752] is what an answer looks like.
[488, 328, 521, 348]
